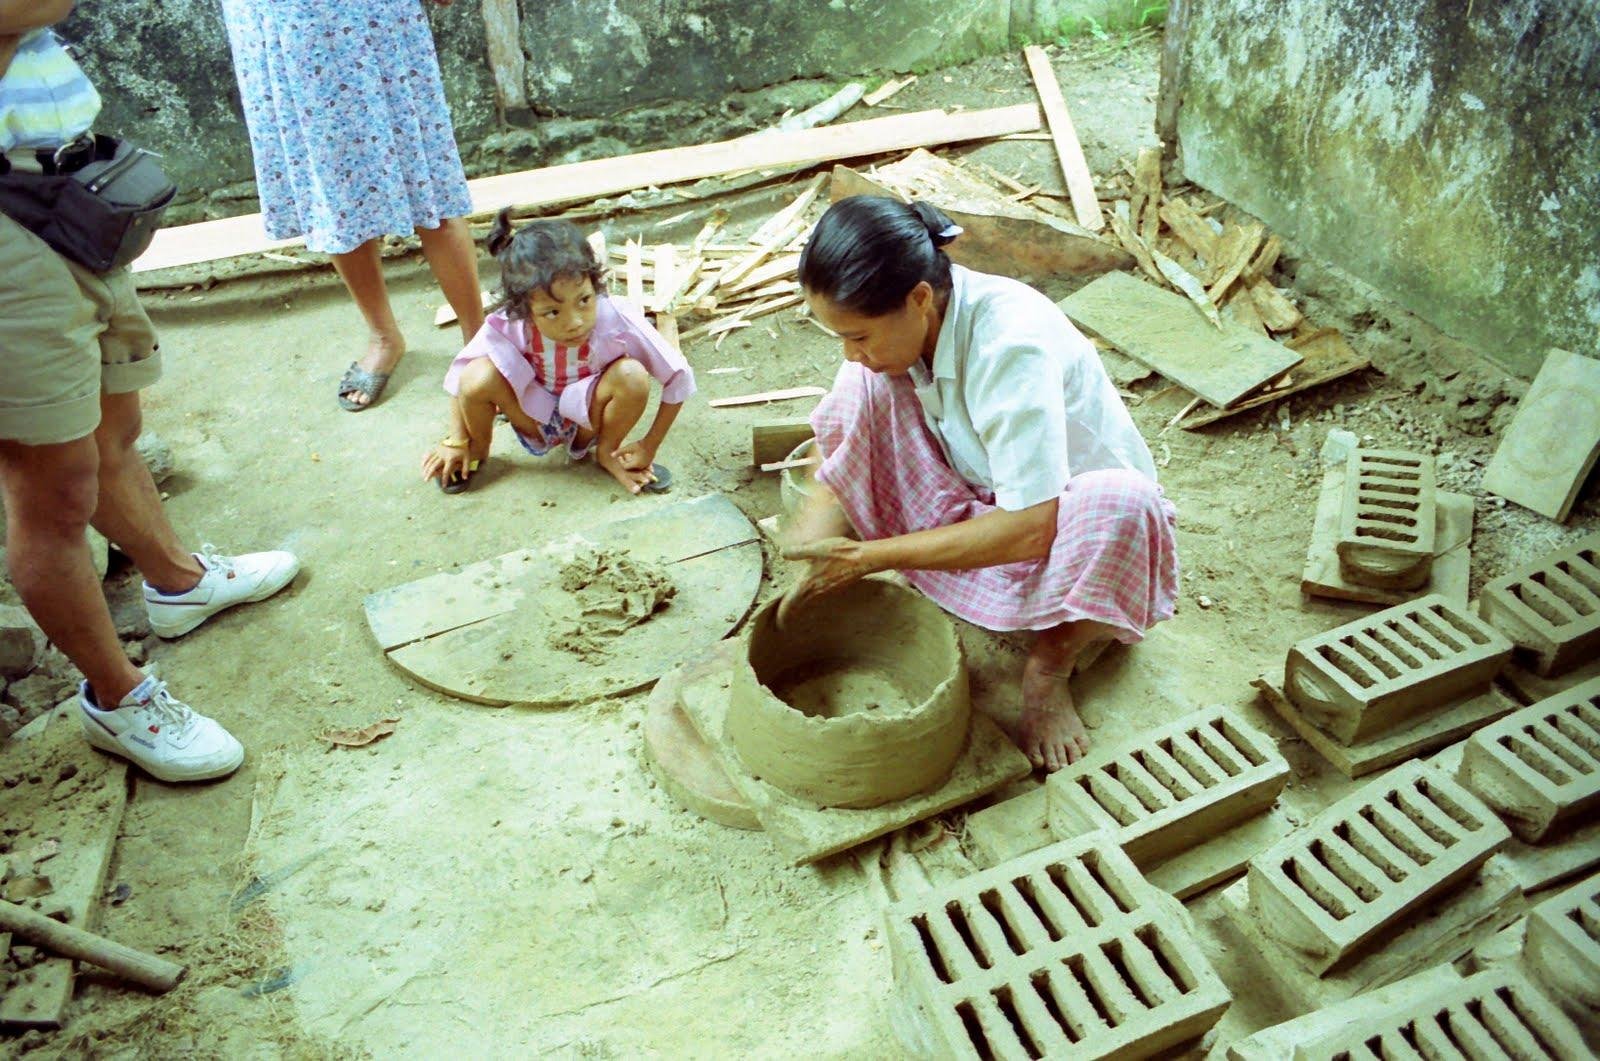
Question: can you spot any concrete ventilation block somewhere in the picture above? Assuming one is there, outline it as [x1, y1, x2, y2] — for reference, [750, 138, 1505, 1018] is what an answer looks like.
[1286, 593, 1513, 744]
[885, 833, 1231, 1060]
[1246, 761, 1511, 974]
[1046, 706, 1289, 866]
[724, 578, 969, 809]
[1459, 676, 1600, 842]
[1336, 448, 1438, 590]
[1481, 531, 1600, 678]
[1525, 871, 1600, 1019]
[1299, 969, 1588, 1060]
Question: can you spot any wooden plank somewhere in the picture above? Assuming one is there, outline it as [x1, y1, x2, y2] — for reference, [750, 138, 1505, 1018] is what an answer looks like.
[751, 417, 816, 466]
[136, 104, 1042, 273]
[650, 245, 677, 314]
[722, 253, 800, 296]
[863, 75, 916, 107]
[1482, 348, 1600, 522]
[1022, 46, 1103, 231]
[1132, 147, 1163, 246]
[624, 240, 644, 306]
[1178, 327, 1368, 428]
[708, 386, 826, 409]
[1060, 271, 1303, 408]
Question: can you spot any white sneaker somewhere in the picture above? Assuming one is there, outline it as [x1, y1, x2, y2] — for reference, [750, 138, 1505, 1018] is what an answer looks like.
[144, 543, 300, 639]
[80, 675, 244, 783]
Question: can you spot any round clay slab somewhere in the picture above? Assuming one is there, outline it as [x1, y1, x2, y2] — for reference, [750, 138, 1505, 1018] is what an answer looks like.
[644, 642, 760, 831]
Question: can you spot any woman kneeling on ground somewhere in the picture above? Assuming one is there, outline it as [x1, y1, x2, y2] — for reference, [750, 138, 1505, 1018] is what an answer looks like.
[781, 196, 1179, 772]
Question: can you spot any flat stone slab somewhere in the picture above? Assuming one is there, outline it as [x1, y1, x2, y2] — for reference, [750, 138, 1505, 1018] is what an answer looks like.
[1254, 674, 1519, 778]
[679, 663, 1031, 866]
[1059, 270, 1302, 408]
[363, 494, 761, 708]
[1483, 348, 1600, 522]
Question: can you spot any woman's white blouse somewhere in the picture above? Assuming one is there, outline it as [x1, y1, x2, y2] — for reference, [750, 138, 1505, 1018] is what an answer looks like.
[906, 265, 1158, 511]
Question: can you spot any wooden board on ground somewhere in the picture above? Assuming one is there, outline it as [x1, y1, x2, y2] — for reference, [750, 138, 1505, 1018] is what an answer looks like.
[1482, 348, 1600, 522]
[0, 700, 129, 1030]
[1217, 858, 1524, 1014]
[751, 416, 816, 467]
[1060, 271, 1302, 408]
[961, 786, 1293, 900]
[1179, 327, 1370, 429]
[679, 667, 1031, 866]
[1253, 676, 1519, 779]
[1021, 45, 1103, 231]
[362, 494, 761, 708]
[1302, 468, 1474, 606]
[135, 104, 1043, 274]
[830, 152, 1129, 280]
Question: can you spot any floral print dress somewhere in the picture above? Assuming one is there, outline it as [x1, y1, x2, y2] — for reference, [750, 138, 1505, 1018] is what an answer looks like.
[220, 0, 473, 255]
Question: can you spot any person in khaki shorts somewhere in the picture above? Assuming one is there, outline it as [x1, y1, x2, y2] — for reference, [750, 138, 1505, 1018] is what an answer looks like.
[0, 1, 299, 782]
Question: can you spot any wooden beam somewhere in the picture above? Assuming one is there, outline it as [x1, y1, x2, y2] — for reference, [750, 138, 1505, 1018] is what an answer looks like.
[751, 416, 816, 466]
[136, 104, 1042, 273]
[1022, 46, 1103, 231]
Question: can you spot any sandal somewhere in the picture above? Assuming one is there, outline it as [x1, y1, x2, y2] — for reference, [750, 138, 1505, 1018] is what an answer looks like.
[642, 463, 673, 494]
[338, 362, 392, 412]
[440, 459, 481, 495]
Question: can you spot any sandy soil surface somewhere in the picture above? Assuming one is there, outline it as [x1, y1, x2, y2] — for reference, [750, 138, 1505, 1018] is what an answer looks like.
[3, 35, 1594, 1059]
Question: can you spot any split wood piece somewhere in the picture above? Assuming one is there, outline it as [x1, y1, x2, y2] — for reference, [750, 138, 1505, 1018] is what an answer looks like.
[682, 293, 805, 343]
[886, 832, 1230, 1059]
[967, 785, 1294, 900]
[721, 253, 800, 297]
[751, 417, 817, 467]
[1254, 675, 1518, 779]
[362, 494, 760, 709]
[759, 455, 819, 473]
[1483, 349, 1600, 523]
[1149, 249, 1223, 329]
[1482, 531, 1600, 677]
[650, 245, 677, 314]
[1243, 233, 1282, 283]
[707, 385, 825, 408]
[1284, 593, 1513, 744]
[135, 103, 1043, 273]
[433, 288, 495, 328]
[744, 172, 829, 251]
[1459, 677, 1600, 843]
[1302, 443, 1472, 606]
[643, 641, 760, 831]
[1336, 449, 1439, 591]
[0, 707, 129, 1031]
[863, 75, 916, 107]
[1247, 276, 1304, 331]
[585, 229, 606, 268]
[1246, 760, 1512, 975]
[831, 153, 1128, 281]
[624, 240, 645, 305]
[1107, 201, 1165, 286]
[1221, 288, 1268, 337]
[1179, 327, 1370, 430]
[1227, 965, 1587, 1061]
[722, 193, 822, 293]
[1158, 197, 1219, 261]
[1131, 147, 1162, 247]
[652, 312, 680, 354]
[1022, 46, 1104, 232]
[1525, 870, 1600, 1018]
[1045, 706, 1289, 868]
[1059, 272, 1301, 409]
[0, 901, 186, 994]
[660, 211, 729, 314]
[677, 665, 1029, 865]
[1204, 222, 1264, 303]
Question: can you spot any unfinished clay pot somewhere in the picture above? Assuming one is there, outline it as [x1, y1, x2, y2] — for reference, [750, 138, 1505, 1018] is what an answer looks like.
[725, 578, 970, 809]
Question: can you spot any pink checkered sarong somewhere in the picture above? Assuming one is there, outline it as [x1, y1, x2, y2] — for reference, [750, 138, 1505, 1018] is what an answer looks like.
[811, 362, 1179, 637]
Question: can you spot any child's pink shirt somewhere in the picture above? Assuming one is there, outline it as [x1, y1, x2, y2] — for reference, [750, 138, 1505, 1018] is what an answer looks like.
[442, 295, 695, 424]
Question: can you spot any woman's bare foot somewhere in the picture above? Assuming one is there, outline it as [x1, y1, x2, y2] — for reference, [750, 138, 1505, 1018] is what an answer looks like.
[347, 330, 407, 407]
[1018, 664, 1090, 771]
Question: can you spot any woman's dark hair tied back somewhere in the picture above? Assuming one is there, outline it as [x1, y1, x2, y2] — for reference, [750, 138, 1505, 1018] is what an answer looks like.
[798, 196, 958, 318]
[485, 208, 606, 320]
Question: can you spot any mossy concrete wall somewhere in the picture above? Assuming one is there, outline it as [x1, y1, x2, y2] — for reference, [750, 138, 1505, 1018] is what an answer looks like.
[55, 0, 1139, 221]
[1173, 0, 1599, 378]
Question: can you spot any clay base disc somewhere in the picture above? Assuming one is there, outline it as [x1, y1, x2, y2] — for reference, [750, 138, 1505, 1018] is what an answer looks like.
[644, 643, 760, 831]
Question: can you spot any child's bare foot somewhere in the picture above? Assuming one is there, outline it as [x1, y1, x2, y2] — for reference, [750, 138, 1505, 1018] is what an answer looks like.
[597, 451, 656, 494]
[1018, 666, 1090, 771]
[347, 330, 406, 407]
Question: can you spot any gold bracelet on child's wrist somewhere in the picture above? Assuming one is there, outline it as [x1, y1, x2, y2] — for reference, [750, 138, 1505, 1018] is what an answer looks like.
[440, 437, 469, 449]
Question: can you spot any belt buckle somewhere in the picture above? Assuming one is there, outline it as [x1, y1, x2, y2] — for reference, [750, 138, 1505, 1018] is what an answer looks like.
[51, 133, 94, 171]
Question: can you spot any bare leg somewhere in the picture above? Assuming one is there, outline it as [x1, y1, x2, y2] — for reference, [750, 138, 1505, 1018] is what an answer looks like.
[580, 359, 652, 494]
[0, 434, 145, 707]
[417, 218, 484, 344]
[90, 391, 202, 593]
[1019, 619, 1120, 771]
[330, 238, 405, 406]
[454, 357, 548, 463]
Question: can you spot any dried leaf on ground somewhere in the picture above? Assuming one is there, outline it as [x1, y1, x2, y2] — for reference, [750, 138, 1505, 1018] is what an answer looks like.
[320, 718, 401, 748]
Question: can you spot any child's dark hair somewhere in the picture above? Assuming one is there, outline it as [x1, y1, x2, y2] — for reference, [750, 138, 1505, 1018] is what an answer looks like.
[797, 196, 960, 317]
[485, 210, 606, 319]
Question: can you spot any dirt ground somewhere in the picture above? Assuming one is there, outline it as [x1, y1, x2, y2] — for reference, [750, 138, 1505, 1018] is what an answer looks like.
[3, 34, 1595, 1059]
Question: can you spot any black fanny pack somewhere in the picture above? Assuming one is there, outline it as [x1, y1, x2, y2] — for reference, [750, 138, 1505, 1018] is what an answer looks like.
[0, 133, 176, 272]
